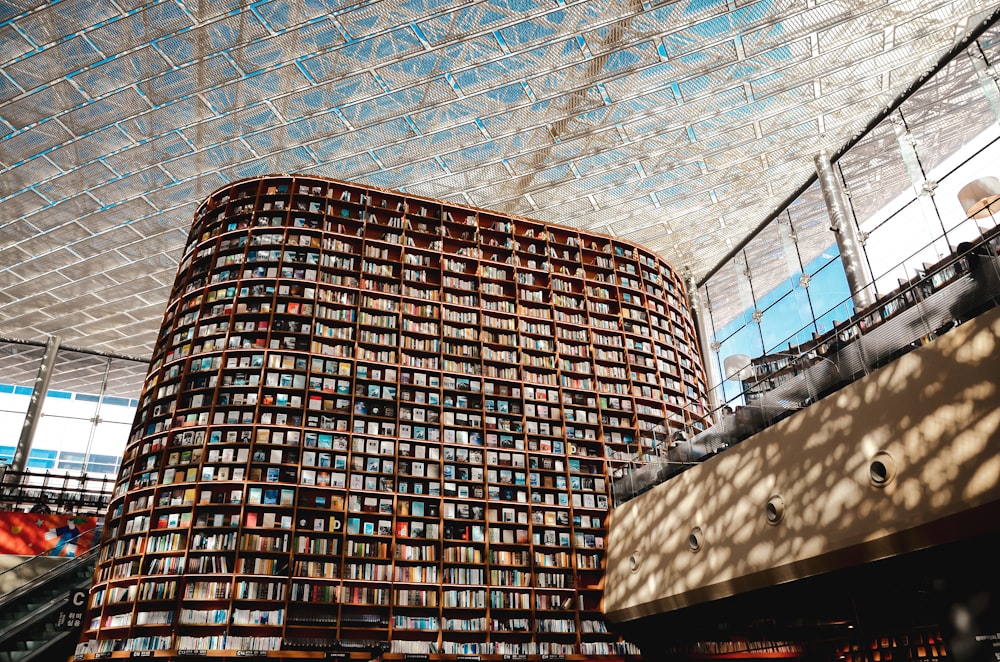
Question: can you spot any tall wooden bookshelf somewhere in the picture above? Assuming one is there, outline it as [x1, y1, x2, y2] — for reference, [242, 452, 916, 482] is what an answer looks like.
[75, 175, 709, 660]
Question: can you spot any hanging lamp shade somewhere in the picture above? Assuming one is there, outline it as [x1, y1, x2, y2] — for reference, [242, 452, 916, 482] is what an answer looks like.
[723, 354, 754, 382]
[958, 176, 1000, 218]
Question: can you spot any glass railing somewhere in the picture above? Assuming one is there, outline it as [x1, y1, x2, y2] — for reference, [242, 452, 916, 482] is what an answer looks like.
[612, 228, 1000, 503]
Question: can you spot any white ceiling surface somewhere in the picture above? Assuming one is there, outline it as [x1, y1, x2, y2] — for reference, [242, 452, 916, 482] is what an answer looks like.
[0, 0, 996, 358]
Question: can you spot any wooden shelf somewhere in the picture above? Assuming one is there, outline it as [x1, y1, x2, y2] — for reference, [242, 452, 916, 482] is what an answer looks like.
[689, 653, 800, 660]
[79, 175, 709, 659]
[75, 654, 641, 661]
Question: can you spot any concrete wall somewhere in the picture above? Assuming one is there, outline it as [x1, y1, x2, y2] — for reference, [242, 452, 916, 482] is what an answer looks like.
[605, 306, 1000, 623]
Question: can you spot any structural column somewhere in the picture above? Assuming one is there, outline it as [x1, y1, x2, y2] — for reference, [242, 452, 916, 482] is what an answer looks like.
[814, 150, 876, 311]
[7, 335, 60, 480]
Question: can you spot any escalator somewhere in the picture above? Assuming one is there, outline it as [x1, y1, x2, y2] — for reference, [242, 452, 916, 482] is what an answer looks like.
[0, 543, 97, 662]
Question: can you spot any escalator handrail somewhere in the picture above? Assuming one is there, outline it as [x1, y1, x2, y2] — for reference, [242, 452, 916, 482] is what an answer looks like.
[0, 524, 98, 583]
[0, 571, 92, 645]
[0, 533, 98, 611]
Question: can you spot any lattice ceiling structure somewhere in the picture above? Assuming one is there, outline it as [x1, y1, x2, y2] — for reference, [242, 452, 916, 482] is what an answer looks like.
[1, 0, 999, 361]
[0, 340, 148, 399]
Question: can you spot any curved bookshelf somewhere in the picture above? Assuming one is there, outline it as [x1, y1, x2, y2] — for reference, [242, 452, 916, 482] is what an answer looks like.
[76, 175, 710, 660]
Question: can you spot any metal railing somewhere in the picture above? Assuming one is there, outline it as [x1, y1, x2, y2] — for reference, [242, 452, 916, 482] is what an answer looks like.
[0, 530, 98, 607]
[612, 235, 1000, 503]
[0, 467, 114, 517]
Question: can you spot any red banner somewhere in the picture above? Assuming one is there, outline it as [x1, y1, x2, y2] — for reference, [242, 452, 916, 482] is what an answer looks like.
[0, 512, 99, 557]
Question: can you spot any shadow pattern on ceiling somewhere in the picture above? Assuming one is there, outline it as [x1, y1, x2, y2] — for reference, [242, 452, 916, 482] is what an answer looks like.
[0, 0, 997, 355]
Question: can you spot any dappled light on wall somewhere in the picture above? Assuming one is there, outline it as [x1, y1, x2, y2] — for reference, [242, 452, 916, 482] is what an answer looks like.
[604, 307, 1000, 623]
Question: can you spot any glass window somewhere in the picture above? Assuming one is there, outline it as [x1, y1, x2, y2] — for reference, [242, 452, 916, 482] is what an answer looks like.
[26, 448, 57, 470]
[34, 414, 94, 461]
[0, 409, 26, 447]
[902, 54, 996, 188]
[715, 322, 765, 406]
[97, 400, 137, 426]
[929, 130, 1000, 242]
[839, 120, 914, 231]
[89, 420, 131, 471]
[807, 256, 854, 336]
[695, 29, 1000, 426]
[87, 463, 120, 475]
[864, 199, 946, 293]
[785, 183, 833, 273]
[758, 287, 816, 353]
[704, 257, 756, 333]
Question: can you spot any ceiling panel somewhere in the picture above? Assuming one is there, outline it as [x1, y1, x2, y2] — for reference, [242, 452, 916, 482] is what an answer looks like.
[0, 0, 996, 365]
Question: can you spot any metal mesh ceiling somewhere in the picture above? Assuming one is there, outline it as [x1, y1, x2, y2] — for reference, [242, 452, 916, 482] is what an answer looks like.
[1, 0, 996, 358]
[0, 341, 147, 399]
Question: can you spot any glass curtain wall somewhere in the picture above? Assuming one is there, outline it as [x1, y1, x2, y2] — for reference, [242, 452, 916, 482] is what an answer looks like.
[700, 25, 1000, 411]
[0, 341, 146, 477]
[703, 179, 854, 407]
